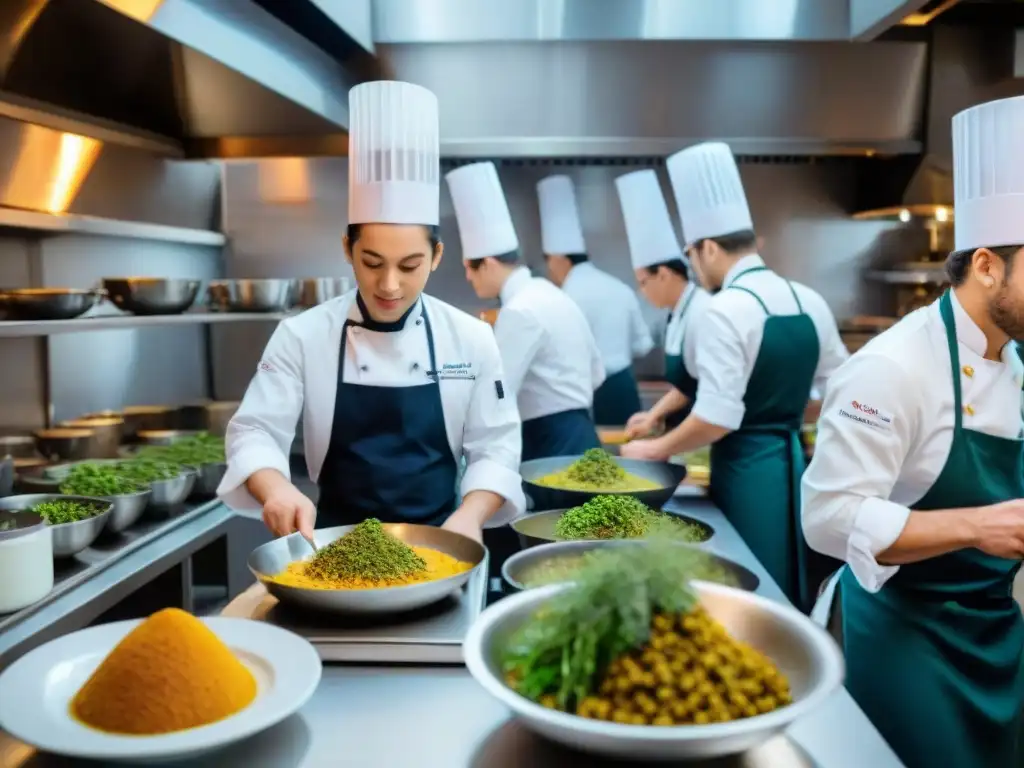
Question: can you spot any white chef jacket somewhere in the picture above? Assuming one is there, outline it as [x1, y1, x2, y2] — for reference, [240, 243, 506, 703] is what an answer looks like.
[218, 290, 526, 526]
[692, 255, 849, 430]
[802, 291, 1024, 593]
[664, 281, 712, 382]
[494, 266, 606, 422]
[561, 262, 654, 376]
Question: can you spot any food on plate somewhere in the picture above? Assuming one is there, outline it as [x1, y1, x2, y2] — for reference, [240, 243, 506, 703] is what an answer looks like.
[269, 518, 473, 590]
[30, 499, 105, 525]
[535, 449, 660, 492]
[519, 548, 736, 590]
[135, 432, 226, 467]
[59, 463, 143, 497]
[70, 608, 257, 735]
[501, 544, 791, 725]
[554, 495, 707, 542]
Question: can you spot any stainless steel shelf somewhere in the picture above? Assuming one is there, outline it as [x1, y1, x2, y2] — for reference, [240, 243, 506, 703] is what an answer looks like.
[0, 310, 295, 337]
[0, 207, 225, 246]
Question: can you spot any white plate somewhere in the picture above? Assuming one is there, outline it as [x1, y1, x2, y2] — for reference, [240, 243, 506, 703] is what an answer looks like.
[0, 617, 322, 763]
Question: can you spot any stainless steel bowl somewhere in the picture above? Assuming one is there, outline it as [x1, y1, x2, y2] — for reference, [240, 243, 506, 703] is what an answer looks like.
[0, 494, 112, 558]
[102, 489, 152, 533]
[510, 508, 714, 550]
[0, 434, 40, 459]
[135, 429, 204, 446]
[59, 417, 123, 458]
[0, 288, 103, 321]
[148, 470, 195, 508]
[102, 278, 200, 316]
[520, 456, 687, 512]
[189, 462, 226, 499]
[502, 540, 758, 593]
[294, 277, 350, 308]
[248, 523, 486, 614]
[33, 428, 99, 462]
[464, 582, 845, 760]
[208, 278, 296, 313]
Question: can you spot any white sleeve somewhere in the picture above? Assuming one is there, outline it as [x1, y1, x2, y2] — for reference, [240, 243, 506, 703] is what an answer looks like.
[493, 306, 543, 397]
[811, 300, 851, 397]
[801, 352, 915, 592]
[460, 329, 526, 527]
[217, 322, 304, 513]
[691, 306, 751, 430]
[589, 329, 607, 390]
[629, 293, 655, 358]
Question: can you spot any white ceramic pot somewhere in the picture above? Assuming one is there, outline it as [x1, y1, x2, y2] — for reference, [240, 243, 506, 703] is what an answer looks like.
[0, 511, 54, 613]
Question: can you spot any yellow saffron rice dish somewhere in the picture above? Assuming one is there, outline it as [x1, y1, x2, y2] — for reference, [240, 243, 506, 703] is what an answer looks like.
[267, 518, 473, 590]
[535, 449, 661, 493]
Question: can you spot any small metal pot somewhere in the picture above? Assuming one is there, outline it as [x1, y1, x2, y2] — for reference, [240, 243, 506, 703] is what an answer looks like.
[102, 278, 200, 316]
[33, 428, 99, 462]
[59, 417, 123, 458]
[0, 288, 103, 321]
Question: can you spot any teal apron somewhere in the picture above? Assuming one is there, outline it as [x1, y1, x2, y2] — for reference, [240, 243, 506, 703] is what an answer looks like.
[664, 288, 698, 429]
[593, 366, 643, 426]
[840, 291, 1024, 768]
[708, 266, 834, 610]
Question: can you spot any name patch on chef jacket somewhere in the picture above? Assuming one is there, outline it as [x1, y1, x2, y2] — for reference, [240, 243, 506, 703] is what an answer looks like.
[837, 400, 893, 431]
[430, 362, 477, 381]
[258, 359, 278, 374]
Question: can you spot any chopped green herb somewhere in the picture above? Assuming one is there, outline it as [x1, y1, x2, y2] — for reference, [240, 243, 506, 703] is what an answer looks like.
[31, 500, 104, 525]
[306, 518, 426, 583]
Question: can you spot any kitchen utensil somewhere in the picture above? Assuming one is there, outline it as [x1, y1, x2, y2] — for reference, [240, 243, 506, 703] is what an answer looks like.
[0, 494, 112, 558]
[103, 489, 152, 533]
[0, 288, 103, 321]
[208, 279, 296, 313]
[502, 539, 758, 593]
[190, 462, 226, 499]
[0, 434, 40, 459]
[463, 582, 845, 760]
[148, 470, 196, 508]
[59, 417, 123, 458]
[102, 278, 200, 316]
[120, 405, 175, 436]
[519, 455, 687, 512]
[135, 429, 204, 446]
[175, 401, 239, 435]
[0, 510, 53, 612]
[247, 523, 486, 614]
[34, 428, 99, 462]
[294, 277, 350, 308]
[510, 507, 714, 550]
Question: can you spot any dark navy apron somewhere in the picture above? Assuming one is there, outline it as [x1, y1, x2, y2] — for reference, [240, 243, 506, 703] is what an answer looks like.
[521, 409, 600, 462]
[592, 366, 643, 427]
[316, 300, 458, 527]
[664, 287, 698, 430]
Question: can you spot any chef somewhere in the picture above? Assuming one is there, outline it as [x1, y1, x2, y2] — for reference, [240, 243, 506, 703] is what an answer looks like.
[536, 174, 654, 426]
[614, 169, 711, 438]
[622, 142, 848, 609]
[802, 95, 1024, 768]
[446, 161, 606, 461]
[217, 81, 525, 544]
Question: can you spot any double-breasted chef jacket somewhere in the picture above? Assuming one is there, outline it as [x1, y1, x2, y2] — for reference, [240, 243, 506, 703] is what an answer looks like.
[219, 289, 526, 526]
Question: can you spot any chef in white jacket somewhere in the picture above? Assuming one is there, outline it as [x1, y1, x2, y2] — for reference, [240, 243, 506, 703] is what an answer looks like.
[536, 175, 653, 426]
[802, 95, 1024, 768]
[614, 169, 711, 437]
[217, 81, 525, 544]
[446, 161, 606, 461]
[622, 142, 847, 609]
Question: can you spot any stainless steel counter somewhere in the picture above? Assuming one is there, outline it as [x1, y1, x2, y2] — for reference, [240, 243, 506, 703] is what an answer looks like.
[0, 495, 903, 767]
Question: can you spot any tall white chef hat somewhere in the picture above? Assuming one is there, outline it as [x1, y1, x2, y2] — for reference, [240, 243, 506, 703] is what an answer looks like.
[537, 175, 586, 255]
[666, 141, 753, 248]
[953, 95, 1024, 252]
[445, 161, 520, 261]
[615, 169, 685, 270]
[347, 80, 440, 226]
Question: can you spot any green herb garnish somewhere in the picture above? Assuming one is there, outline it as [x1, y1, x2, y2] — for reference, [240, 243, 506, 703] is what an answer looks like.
[134, 432, 225, 467]
[306, 518, 427, 583]
[31, 500, 104, 525]
[553, 495, 707, 542]
[114, 458, 182, 484]
[564, 449, 626, 486]
[59, 463, 143, 497]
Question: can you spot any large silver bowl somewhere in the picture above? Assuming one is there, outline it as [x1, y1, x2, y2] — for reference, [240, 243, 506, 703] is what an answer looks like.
[102, 489, 152, 533]
[102, 278, 200, 316]
[510, 507, 714, 550]
[190, 462, 226, 498]
[464, 582, 845, 760]
[248, 523, 486, 614]
[208, 278, 296, 313]
[502, 540, 758, 593]
[294, 277, 350, 308]
[0, 288, 103, 321]
[148, 470, 196, 508]
[0, 494, 112, 557]
[521, 456, 686, 512]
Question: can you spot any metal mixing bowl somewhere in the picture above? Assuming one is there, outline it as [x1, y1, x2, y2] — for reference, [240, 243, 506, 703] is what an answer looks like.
[520, 456, 687, 512]
[101, 489, 152, 533]
[59, 417, 123, 458]
[0, 288, 103, 321]
[102, 278, 201, 316]
[0, 494, 113, 558]
[294, 277, 350, 308]
[148, 470, 195, 508]
[33, 428, 99, 462]
[208, 278, 296, 313]
[502, 540, 758, 593]
[464, 582, 845, 760]
[190, 462, 226, 498]
[510, 508, 714, 550]
[248, 523, 486, 614]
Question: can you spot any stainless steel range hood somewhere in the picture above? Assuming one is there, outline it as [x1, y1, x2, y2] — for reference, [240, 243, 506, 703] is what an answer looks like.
[0, 0, 358, 159]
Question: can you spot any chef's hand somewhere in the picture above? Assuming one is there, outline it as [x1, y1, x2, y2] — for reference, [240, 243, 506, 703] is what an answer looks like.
[620, 437, 669, 462]
[625, 411, 659, 440]
[442, 513, 484, 544]
[262, 484, 316, 540]
[971, 499, 1024, 559]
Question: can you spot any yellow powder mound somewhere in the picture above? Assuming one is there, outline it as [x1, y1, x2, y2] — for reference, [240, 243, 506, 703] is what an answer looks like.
[70, 608, 257, 735]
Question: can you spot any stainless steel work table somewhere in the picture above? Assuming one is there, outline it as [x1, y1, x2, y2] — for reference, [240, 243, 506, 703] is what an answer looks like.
[0, 495, 903, 766]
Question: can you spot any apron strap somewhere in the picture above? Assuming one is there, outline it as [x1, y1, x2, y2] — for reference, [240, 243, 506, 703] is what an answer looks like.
[784, 280, 805, 314]
[727, 285, 770, 315]
[671, 285, 699, 348]
[938, 291, 964, 433]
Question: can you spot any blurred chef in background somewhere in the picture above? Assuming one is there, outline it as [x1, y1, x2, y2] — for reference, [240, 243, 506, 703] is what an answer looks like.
[614, 169, 711, 438]
[537, 174, 654, 427]
[803, 95, 1024, 768]
[622, 142, 847, 609]
[218, 81, 525, 545]
[446, 161, 605, 461]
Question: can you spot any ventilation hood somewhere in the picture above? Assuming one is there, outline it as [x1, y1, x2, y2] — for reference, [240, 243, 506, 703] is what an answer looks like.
[0, 0, 361, 159]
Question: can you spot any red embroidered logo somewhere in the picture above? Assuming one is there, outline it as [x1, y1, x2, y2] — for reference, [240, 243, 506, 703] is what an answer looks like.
[851, 401, 891, 423]
[258, 360, 277, 373]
